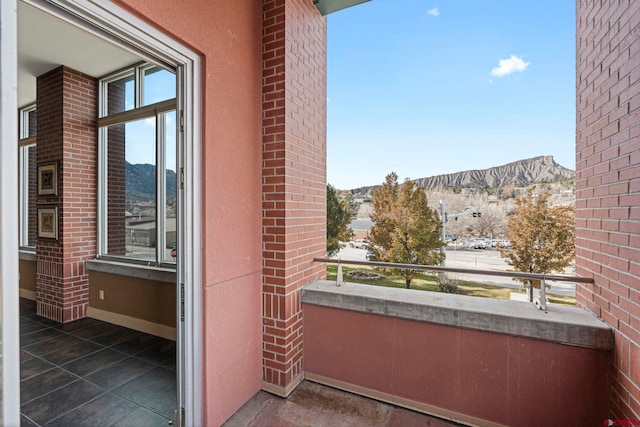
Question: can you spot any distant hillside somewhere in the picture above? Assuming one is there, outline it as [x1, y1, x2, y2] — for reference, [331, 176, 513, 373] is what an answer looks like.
[351, 156, 574, 194]
[126, 162, 177, 201]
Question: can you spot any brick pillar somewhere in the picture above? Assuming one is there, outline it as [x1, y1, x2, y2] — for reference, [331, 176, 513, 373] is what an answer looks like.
[261, 0, 327, 395]
[106, 123, 126, 254]
[106, 79, 126, 255]
[36, 66, 97, 323]
[575, 0, 640, 418]
[28, 145, 38, 246]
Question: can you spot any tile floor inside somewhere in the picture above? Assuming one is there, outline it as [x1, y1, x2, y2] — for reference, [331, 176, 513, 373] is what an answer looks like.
[19, 297, 461, 427]
[19, 298, 176, 426]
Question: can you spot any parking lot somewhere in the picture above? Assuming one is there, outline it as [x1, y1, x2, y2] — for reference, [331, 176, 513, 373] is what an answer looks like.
[332, 243, 576, 297]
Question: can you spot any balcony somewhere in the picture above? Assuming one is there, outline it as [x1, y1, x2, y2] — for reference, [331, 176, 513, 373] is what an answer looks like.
[294, 260, 613, 426]
[17, 252, 614, 426]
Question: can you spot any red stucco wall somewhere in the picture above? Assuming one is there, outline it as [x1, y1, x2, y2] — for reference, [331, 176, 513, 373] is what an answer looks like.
[113, 1, 264, 424]
[304, 304, 611, 426]
[575, 0, 640, 419]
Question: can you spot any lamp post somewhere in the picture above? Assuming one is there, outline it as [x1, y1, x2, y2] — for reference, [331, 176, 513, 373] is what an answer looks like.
[439, 199, 446, 259]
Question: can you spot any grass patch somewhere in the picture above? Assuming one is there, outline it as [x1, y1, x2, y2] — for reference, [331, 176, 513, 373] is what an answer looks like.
[548, 294, 576, 305]
[327, 264, 576, 306]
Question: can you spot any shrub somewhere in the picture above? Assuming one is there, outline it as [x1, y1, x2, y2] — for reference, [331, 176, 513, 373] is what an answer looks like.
[346, 270, 381, 281]
[437, 273, 460, 293]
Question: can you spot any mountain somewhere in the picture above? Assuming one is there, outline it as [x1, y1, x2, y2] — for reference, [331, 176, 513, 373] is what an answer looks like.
[125, 162, 177, 201]
[351, 156, 574, 194]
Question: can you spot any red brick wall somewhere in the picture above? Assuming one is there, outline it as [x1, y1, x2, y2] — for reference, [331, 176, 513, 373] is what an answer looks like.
[107, 124, 126, 255]
[262, 0, 327, 392]
[106, 80, 126, 255]
[36, 66, 97, 323]
[28, 145, 38, 246]
[575, 0, 640, 418]
[36, 67, 65, 319]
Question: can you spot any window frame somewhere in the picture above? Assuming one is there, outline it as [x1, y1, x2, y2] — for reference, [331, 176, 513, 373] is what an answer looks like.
[97, 63, 177, 268]
[18, 104, 37, 250]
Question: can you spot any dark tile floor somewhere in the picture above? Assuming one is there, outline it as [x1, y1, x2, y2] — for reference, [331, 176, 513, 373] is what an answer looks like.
[20, 298, 461, 426]
[223, 380, 464, 427]
[19, 298, 176, 426]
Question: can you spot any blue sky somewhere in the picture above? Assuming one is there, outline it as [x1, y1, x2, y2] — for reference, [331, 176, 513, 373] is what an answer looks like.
[122, 68, 176, 171]
[327, 0, 576, 189]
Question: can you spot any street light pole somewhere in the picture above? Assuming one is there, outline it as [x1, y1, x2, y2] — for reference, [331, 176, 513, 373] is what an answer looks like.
[440, 199, 446, 258]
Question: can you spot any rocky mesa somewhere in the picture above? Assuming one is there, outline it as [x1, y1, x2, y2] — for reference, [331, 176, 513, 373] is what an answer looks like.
[352, 155, 574, 193]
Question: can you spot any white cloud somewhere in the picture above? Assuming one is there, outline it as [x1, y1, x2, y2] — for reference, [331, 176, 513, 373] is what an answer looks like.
[427, 7, 440, 17]
[491, 55, 530, 77]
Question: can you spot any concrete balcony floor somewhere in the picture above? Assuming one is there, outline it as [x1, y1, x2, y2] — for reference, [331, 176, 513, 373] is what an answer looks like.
[223, 380, 463, 427]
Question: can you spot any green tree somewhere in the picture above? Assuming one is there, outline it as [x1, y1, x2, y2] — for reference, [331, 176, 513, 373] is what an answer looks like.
[327, 184, 353, 256]
[498, 188, 575, 302]
[370, 173, 444, 288]
[341, 191, 359, 219]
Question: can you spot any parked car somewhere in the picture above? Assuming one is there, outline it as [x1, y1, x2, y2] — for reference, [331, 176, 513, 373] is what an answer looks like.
[496, 240, 512, 248]
[349, 239, 370, 249]
[467, 239, 488, 249]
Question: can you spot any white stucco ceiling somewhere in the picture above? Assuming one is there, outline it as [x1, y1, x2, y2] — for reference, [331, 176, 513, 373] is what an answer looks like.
[18, 1, 141, 107]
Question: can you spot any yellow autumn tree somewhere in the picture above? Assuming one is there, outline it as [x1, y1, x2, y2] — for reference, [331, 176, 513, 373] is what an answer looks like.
[498, 188, 575, 302]
[370, 173, 444, 288]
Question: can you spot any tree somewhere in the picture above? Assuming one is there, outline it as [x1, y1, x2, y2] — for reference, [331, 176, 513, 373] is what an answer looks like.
[326, 184, 353, 256]
[475, 203, 508, 238]
[370, 173, 444, 288]
[498, 188, 575, 302]
[369, 172, 399, 252]
[340, 191, 359, 219]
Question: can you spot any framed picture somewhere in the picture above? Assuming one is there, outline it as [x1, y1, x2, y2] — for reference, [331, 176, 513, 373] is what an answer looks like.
[38, 206, 58, 240]
[38, 163, 58, 196]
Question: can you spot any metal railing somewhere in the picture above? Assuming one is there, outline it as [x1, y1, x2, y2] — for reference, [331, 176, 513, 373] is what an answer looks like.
[313, 257, 594, 312]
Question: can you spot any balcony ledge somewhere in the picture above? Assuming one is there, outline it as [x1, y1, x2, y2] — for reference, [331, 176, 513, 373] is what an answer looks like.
[302, 280, 613, 350]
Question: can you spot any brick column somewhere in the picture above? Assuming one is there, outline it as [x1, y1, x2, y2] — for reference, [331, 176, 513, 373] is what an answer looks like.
[28, 145, 38, 246]
[36, 66, 97, 322]
[106, 80, 126, 255]
[261, 0, 327, 395]
[575, 0, 640, 419]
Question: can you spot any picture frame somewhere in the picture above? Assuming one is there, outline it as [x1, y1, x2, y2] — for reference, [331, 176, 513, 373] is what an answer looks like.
[38, 162, 58, 196]
[37, 206, 59, 240]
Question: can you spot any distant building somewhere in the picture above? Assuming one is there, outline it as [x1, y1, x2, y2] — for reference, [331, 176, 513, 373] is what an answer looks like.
[349, 219, 374, 239]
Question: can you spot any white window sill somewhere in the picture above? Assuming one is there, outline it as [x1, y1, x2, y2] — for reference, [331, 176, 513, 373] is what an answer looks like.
[19, 249, 36, 261]
[86, 259, 176, 283]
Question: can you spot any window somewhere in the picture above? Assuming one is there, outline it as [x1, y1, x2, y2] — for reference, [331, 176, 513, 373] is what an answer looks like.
[98, 63, 177, 266]
[19, 105, 37, 248]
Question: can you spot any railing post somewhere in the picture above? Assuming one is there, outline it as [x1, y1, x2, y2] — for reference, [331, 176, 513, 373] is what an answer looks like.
[336, 259, 344, 287]
[538, 277, 547, 312]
